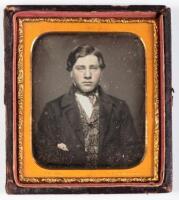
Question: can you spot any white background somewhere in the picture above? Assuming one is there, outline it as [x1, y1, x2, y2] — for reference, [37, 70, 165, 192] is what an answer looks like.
[0, 0, 178, 199]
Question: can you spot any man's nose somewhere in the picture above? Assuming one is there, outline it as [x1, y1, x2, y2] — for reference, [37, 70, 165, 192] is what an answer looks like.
[84, 69, 92, 79]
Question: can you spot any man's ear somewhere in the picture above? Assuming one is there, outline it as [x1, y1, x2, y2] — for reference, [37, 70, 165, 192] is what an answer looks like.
[70, 71, 73, 78]
[100, 70, 103, 81]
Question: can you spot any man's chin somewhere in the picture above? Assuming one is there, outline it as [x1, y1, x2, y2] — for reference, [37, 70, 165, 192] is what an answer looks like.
[79, 86, 96, 93]
[81, 89, 94, 93]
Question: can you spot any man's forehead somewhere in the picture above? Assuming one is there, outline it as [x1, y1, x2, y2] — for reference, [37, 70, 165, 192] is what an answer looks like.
[74, 55, 99, 65]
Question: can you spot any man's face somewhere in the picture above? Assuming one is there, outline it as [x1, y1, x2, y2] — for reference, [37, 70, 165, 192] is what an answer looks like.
[71, 54, 102, 93]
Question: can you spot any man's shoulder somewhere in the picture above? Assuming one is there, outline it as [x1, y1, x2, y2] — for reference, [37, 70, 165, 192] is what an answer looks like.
[103, 93, 132, 119]
[104, 93, 127, 107]
[47, 94, 66, 105]
[102, 92, 132, 116]
[43, 93, 68, 112]
[108, 94, 124, 103]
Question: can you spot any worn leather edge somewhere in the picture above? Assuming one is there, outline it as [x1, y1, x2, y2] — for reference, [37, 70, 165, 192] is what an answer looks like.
[4, 5, 172, 194]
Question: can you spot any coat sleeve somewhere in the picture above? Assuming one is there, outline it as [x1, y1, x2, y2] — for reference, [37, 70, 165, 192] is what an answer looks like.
[33, 103, 72, 168]
[112, 101, 145, 168]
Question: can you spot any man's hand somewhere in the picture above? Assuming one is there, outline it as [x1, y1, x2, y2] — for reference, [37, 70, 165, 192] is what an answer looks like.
[57, 143, 69, 151]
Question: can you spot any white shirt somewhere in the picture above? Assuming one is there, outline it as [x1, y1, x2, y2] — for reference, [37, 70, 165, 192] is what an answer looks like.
[75, 92, 97, 119]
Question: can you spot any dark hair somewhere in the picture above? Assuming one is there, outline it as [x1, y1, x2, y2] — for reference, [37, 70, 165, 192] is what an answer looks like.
[66, 45, 105, 71]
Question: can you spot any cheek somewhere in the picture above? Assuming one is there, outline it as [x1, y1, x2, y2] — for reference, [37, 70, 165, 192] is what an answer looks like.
[93, 71, 102, 81]
[72, 72, 83, 82]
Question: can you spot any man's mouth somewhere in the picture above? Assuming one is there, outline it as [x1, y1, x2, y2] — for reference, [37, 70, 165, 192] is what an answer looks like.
[83, 82, 92, 84]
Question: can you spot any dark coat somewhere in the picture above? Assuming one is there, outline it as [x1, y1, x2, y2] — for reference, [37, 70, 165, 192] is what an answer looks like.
[33, 87, 144, 169]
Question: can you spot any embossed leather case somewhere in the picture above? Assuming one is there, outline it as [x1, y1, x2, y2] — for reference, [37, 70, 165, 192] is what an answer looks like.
[4, 5, 172, 194]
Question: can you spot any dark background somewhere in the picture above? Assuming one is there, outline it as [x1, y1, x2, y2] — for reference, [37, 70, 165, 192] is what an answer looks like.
[32, 32, 145, 141]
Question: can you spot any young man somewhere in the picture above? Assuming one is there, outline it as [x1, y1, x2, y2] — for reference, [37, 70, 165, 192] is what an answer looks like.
[33, 45, 144, 169]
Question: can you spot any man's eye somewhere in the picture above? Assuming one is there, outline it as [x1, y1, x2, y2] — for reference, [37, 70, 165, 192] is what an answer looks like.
[75, 65, 85, 70]
[90, 65, 99, 69]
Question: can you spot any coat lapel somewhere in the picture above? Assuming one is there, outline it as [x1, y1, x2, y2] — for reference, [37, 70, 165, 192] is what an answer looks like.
[98, 88, 113, 150]
[61, 91, 84, 147]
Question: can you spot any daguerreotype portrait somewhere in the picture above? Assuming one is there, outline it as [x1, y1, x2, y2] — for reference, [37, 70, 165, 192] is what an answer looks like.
[5, 5, 172, 194]
[32, 35, 145, 169]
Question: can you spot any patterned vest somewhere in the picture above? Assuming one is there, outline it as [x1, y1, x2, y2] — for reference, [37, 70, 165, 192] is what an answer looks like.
[76, 99, 100, 168]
